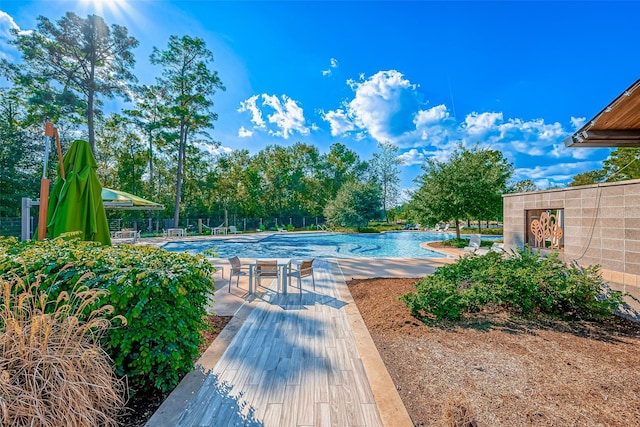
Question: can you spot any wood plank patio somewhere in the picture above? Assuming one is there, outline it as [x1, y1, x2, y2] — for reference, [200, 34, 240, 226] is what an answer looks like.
[162, 260, 387, 427]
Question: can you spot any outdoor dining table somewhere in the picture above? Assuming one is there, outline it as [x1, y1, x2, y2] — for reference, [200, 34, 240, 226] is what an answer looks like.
[247, 259, 291, 295]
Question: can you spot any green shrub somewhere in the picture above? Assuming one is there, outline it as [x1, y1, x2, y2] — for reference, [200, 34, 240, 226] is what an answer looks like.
[441, 238, 496, 249]
[400, 247, 625, 322]
[0, 237, 216, 394]
[459, 227, 503, 235]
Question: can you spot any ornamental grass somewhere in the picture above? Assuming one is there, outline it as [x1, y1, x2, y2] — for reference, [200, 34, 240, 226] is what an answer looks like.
[0, 269, 127, 426]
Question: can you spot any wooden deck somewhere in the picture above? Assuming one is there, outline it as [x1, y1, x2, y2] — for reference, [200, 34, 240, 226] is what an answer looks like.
[174, 260, 384, 427]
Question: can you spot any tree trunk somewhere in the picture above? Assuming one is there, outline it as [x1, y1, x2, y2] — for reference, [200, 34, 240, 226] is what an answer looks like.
[148, 132, 154, 201]
[87, 89, 95, 152]
[173, 123, 186, 228]
[455, 218, 461, 240]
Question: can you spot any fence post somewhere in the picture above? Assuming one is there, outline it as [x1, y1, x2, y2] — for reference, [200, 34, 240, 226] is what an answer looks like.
[21, 197, 32, 241]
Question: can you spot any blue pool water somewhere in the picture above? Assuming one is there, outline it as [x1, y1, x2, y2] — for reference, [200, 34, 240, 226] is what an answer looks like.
[162, 231, 460, 258]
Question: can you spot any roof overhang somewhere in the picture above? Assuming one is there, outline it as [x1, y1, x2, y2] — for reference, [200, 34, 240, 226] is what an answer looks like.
[564, 78, 640, 148]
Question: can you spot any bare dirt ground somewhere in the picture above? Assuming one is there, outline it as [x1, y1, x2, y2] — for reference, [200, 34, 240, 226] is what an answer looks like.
[348, 277, 640, 427]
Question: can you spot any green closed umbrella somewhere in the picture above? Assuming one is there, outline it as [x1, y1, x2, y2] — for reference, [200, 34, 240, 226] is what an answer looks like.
[45, 139, 111, 245]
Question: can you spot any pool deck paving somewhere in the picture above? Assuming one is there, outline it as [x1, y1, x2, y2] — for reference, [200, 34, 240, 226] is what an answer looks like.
[145, 258, 432, 427]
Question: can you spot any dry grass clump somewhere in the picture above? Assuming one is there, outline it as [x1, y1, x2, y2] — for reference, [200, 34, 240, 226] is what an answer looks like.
[441, 393, 478, 427]
[0, 270, 127, 426]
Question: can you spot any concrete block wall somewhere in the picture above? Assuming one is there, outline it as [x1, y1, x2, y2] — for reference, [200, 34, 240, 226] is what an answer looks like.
[503, 179, 640, 288]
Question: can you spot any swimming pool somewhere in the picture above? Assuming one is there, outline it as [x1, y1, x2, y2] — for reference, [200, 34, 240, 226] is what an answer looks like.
[162, 231, 458, 258]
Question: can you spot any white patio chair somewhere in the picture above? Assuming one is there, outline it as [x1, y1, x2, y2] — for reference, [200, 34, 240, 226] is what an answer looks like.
[463, 234, 482, 253]
[229, 225, 241, 234]
[255, 260, 279, 290]
[228, 256, 249, 292]
[287, 259, 316, 293]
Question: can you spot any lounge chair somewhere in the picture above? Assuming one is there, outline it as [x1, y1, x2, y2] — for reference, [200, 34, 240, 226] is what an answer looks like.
[228, 256, 249, 291]
[229, 225, 241, 234]
[287, 259, 316, 293]
[212, 223, 226, 235]
[463, 234, 482, 253]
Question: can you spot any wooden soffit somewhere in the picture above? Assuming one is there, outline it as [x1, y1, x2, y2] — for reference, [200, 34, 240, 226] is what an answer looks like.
[564, 78, 640, 148]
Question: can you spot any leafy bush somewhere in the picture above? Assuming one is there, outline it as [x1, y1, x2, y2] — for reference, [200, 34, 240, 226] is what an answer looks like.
[0, 237, 216, 394]
[441, 238, 496, 249]
[400, 247, 625, 322]
[0, 270, 126, 426]
[459, 227, 503, 235]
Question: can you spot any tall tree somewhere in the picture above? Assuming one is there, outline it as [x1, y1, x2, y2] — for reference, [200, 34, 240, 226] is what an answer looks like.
[411, 144, 512, 239]
[568, 170, 605, 187]
[4, 12, 138, 151]
[509, 179, 538, 193]
[369, 141, 402, 223]
[324, 181, 381, 227]
[151, 35, 224, 228]
[322, 143, 367, 198]
[125, 85, 167, 200]
[0, 87, 42, 215]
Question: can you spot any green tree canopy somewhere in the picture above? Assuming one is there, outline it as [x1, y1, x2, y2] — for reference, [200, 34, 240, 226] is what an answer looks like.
[509, 179, 538, 193]
[410, 144, 513, 238]
[324, 181, 381, 227]
[3, 12, 139, 151]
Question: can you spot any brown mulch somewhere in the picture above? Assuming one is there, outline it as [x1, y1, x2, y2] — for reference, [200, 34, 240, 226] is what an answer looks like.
[117, 315, 232, 427]
[348, 277, 640, 426]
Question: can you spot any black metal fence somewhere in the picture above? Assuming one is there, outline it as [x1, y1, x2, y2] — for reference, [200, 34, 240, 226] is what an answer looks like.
[1, 216, 327, 239]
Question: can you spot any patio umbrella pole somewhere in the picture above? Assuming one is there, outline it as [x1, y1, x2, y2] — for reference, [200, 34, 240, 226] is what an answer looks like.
[37, 122, 54, 240]
[36, 123, 65, 240]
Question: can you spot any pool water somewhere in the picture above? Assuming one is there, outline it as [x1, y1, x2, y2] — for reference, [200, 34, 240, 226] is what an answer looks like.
[162, 231, 459, 258]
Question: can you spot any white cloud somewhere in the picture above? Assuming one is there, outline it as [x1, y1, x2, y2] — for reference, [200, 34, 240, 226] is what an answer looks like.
[0, 11, 24, 60]
[238, 95, 266, 128]
[323, 70, 422, 143]
[414, 105, 448, 127]
[514, 160, 603, 188]
[398, 148, 426, 166]
[322, 57, 339, 76]
[0, 11, 19, 37]
[262, 94, 309, 138]
[570, 116, 586, 129]
[194, 142, 233, 157]
[322, 108, 355, 136]
[462, 112, 503, 136]
[238, 126, 253, 138]
[239, 94, 309, 139]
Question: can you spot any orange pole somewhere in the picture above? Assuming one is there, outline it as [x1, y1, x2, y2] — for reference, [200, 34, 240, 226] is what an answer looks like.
[37, 178, 50, 240]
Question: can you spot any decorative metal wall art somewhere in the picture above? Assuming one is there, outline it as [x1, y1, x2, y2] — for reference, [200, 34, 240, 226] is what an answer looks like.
[530, 211, 563, 249]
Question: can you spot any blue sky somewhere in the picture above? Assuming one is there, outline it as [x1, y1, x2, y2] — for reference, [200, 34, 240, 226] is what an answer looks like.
[1, 0, 639, 193]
